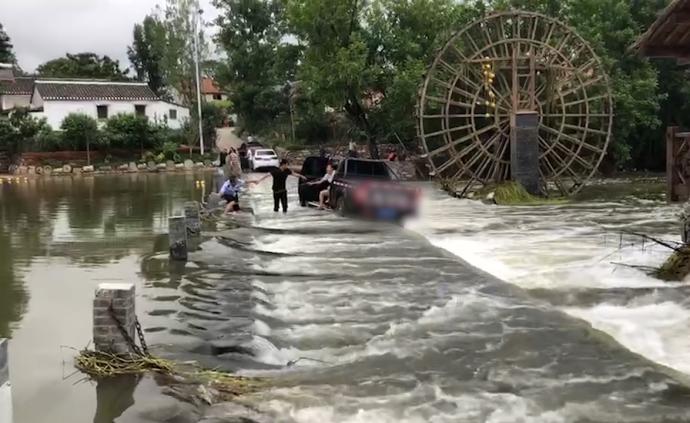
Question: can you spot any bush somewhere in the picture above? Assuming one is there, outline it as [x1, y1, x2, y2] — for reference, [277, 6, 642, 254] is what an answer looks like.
[0, 108, 52, 154]
[103, 114, 163, 152]
[60, 113, 101, 151]
[160, 141, 181, 162]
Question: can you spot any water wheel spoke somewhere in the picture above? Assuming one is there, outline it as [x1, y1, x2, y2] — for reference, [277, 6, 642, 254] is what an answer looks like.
[540, 124, 604, 154]
[541, 137, 587, 183]
[562, 94, 608, 108]
[427, 124, 498, 159]
[558, 75, 603, 99]
[424, 124, 474, 139]
[562, 123, 609, 137]
[424, 95, 474, 109]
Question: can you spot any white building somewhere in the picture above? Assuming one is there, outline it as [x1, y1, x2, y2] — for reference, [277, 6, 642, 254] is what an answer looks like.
[27, 80, 190, 129]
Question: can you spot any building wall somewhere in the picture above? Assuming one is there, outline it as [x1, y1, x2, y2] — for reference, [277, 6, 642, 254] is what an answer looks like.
[1, 94, 31, 111]
[33, 100, 190, 130]
[204, 93, 228, 102]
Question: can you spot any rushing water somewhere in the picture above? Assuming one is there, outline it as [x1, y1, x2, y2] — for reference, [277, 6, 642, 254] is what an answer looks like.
[3, 173, 690, 422]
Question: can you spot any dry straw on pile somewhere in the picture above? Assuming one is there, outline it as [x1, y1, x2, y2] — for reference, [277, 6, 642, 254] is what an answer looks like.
[75, 349, 261, 398]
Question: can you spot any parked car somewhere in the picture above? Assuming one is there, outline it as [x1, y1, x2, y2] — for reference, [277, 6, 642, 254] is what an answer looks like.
[298, 156, 332, 206]
[329, 158, 419, 222]
[239, 140, 264, 170]
[250, 149, 280, 171]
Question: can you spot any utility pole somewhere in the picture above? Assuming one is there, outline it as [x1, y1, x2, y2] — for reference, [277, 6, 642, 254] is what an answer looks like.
[193, 5, 205, 156]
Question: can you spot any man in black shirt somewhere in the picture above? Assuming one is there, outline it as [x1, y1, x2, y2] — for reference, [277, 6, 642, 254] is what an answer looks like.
[255, 159, 306, 212]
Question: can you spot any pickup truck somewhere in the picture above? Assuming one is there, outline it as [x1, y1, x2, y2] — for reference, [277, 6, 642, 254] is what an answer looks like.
[329, 158, 419, 222]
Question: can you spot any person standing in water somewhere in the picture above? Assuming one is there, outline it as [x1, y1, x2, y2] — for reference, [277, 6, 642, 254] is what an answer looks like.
[254, 159, 306, 213]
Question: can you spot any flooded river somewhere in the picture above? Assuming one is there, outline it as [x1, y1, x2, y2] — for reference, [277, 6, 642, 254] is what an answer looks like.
[2, 173, 690, 422]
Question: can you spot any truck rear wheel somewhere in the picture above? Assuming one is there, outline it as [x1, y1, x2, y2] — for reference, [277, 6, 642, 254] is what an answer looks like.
[336, 196, 347, 217]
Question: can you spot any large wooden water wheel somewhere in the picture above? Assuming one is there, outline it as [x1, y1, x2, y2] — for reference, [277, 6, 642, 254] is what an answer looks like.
[417, 10, 613, 197]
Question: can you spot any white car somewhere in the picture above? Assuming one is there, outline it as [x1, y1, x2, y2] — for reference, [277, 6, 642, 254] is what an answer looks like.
[250, 149, 280, 170]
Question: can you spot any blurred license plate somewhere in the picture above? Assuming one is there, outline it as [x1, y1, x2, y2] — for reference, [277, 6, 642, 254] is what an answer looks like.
[377, 208, 397, 220]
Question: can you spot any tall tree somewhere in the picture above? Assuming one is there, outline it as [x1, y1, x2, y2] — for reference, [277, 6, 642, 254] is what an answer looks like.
[128, 15, 167, 95]
[162, 0, 209, 105]
[287, 0, 468, 156]
[214, 0, 297, 133]
[37, 53, 130, 80]
[0, 23, 16, 64]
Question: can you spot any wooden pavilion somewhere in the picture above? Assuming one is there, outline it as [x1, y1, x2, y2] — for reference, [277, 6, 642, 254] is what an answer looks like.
[633, 0, 690, 201]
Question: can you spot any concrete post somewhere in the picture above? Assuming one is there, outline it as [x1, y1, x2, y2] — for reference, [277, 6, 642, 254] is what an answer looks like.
[0, 338, 12, 423]
[93, 284, 136, 354]
[184, 202, 201, 239]
[510, 111, 541, 195]
[168, 216, 188, 261]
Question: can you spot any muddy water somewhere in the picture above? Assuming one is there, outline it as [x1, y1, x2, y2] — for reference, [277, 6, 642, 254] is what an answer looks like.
[0, 173, 209, 423]
[4, 174, 690, 422]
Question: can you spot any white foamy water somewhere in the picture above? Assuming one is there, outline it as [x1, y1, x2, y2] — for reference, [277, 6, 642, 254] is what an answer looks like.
[409, 185, 690, 376]
[182, 177, 690, 422]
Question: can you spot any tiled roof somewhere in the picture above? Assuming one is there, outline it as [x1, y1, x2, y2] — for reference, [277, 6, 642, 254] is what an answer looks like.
[0, 77, 34, 95]
[201, 77, 222, 95]
[35, 80, 159, 101]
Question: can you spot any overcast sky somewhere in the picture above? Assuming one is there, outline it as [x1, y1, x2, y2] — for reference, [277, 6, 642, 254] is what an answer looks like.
[1, 0, 219, 72]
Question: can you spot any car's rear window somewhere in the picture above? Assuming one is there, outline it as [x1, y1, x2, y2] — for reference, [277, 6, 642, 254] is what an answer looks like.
[255, 150, 276, 156]
[346, 160, 390, 178]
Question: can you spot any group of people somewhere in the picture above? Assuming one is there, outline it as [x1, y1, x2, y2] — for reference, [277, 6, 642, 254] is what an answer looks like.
[217, 157, 336, 215]
[217, 159, 305, 214]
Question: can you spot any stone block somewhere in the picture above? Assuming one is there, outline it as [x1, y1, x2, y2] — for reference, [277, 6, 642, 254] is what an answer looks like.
[169, 216, 188, 261]
[118, 164, 129, 171]
[147, 161, 156, 171]
[184, 159, 194, 169]
[82, 165, 94, 173]
[137, 163, 147, 170]
[27, 166, 35, 175]
[156, 163, 167, 170]
[93, 283, 136, 354]
[184, 202, 201, 239]
[0, 339, 8, 385]
[128, 162, 138, 172]
[175, 163, 184, 170]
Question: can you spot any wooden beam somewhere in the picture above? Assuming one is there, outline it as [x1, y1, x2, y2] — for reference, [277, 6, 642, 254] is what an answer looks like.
[640, 44, 690, 58]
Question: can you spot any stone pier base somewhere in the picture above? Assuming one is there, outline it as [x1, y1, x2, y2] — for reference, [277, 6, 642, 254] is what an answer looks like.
[184, 202, 201, 244]
[169, 216, 188, 261]
[93, 284, 136, 354]
[0, 338, 12, 423]
[510, 111, 541, 195]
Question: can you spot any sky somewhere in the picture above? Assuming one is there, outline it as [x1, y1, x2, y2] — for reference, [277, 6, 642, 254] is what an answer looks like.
[0, 0, 219, 72]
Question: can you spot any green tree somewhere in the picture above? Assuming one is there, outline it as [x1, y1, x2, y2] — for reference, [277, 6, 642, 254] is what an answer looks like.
[214, 0, 295, 134]
[60, 114, 101, 165]
[128, 15, 167, 95]
[286, 0, 468, 156]
[37, 53, 130, 80]
[103, 114, 162, 154]
[0, 22, 16, 64]
[0, 109, 51, 155]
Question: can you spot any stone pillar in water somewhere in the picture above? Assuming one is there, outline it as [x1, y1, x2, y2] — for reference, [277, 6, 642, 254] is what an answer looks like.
[184, 202, 201, 240]
[168, 216, 188, 261]
[0, 338, 12, 423]
[93, 283, 136, 354]
[510, 111, 541, 195]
